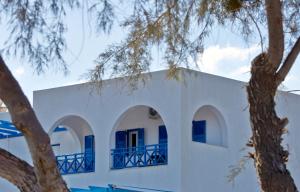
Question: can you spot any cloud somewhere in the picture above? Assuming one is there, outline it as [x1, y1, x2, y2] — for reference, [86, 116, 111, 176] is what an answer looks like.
[230, 65, 250, 76]
[13, 66, 25, 78]
[62, 79, 87, 86]
[198, 44, 259, 75]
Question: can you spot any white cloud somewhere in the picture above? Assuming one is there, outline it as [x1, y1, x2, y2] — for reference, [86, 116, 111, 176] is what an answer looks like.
[198, 44, 259, 75]
[13, 66, 25, 78]
[230, 65, 250, 76]
[62, 79, 87, 86]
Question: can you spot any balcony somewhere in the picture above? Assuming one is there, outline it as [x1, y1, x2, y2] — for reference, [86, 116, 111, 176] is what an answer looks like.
[111, 143, 167, 169]
[56, 152, 95, 175]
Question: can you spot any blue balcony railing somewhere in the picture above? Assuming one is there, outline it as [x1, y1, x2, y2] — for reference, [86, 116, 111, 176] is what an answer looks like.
[56, 152, 95, 175]
[111, 143, 168, 169]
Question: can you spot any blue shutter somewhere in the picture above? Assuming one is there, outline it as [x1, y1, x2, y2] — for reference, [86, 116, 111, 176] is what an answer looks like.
[115, 131, 127, 149]
[158, 125, 168, 160]
[192, 120, 206, 143]
[114, 131, 127, 169]
[159, 125, 167, 144]
[137, 128, 145, 147]
[84, 135, 95, 153]
[84, 135, 95, 171]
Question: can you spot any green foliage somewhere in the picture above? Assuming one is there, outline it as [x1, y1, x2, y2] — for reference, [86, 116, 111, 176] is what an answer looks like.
[0, 0, 299, 83]
[88, 0, 299, 84]
[90, 0, 279, 82]
[0, 0, 115, 74]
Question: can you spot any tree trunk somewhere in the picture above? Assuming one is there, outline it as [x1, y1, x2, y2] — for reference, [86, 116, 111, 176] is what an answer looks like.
[0, 56, 69, 192]
[0, 148, 41, 192]
[247, 53, 298, 192]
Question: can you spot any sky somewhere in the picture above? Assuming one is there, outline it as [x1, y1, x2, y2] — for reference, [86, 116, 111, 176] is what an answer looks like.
[1, 5, 300, 104]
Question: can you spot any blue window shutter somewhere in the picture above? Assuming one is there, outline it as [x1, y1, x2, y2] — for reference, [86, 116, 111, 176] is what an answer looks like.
[159, 125, 168, 144]
[84, 135, 95, 171]
[84, 135, 95, 153]
[126, 130, 130, 148]
[114, 131, 127, 169]
[158, 125, 168, 158]
[192, 120, 206, 143]
[138, 128, 145, 147]
[115, 131, 127, 149]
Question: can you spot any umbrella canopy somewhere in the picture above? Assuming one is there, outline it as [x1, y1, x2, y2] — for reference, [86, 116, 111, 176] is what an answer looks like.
[0, 120, 22, 139]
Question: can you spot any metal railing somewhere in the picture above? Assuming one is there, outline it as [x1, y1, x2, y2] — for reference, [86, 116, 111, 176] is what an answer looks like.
[111, 143, 168, 169]
[56, 152, 95, 175]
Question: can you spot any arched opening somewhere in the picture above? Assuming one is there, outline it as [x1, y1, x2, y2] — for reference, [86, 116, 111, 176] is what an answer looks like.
[192, 105, 227, 147]
[49, 115, 95, 174]
[110, 105, 168, 169]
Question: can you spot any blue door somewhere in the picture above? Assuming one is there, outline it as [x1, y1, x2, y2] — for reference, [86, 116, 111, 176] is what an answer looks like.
[84, 135, 95, 171]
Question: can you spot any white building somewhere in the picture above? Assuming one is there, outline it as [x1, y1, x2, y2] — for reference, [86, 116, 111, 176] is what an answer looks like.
[1, 68, 300, 192]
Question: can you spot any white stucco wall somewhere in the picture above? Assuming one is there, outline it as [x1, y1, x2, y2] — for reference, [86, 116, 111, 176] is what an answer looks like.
[50, 128, 81, 155]
[0, 112, 10, 120]
[275, 91, 300, 183]
[1, 69, 300, 192]
[179, 70, 259, 192]
[33, 71, 182, 192]
[179, 69, 300, 191]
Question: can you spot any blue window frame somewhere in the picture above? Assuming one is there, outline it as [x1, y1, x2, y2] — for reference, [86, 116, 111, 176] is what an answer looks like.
[192, 120, 206, 143]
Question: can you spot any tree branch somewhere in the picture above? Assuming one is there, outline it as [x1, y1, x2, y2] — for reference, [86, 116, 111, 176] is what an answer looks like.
[0, 148, 40, 192]
[0, 55, 69, 192]
[276, 37, 300, 85]
[265, 0, 284, 72]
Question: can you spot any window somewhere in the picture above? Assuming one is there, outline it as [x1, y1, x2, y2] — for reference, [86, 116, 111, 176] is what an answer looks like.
[128, 131, 138, 148]
[192, 120, 206, 143]
[114, 128, 145, 149]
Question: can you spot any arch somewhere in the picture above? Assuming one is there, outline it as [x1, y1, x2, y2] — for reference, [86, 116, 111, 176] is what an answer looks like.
[192, 105, 227, 147]
[110, 105, 168, 148]
[109, 105, 168, 169]
[49, 115, 94, 155]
